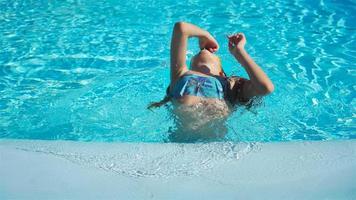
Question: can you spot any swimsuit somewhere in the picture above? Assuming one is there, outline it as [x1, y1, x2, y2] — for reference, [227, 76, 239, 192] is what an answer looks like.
[167, 73, 228, 100]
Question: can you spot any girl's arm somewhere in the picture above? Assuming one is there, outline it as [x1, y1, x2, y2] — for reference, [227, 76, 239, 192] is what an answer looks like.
[228, 33, 274, 100]
[170, 22, 219, 88]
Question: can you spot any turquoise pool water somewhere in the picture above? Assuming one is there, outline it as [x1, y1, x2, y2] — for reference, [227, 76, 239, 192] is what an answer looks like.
[0, 0, 355, 142]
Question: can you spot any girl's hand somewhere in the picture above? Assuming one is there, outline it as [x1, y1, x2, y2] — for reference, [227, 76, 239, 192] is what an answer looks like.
[227, 33, 246, 55]
[199, 33, 219, 53]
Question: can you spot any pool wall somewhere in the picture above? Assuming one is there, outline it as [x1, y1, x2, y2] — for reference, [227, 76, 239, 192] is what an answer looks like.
[1, 139, 355, 199]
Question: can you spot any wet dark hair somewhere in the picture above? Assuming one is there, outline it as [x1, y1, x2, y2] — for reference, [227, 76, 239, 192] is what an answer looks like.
[147, 86, 172, 110]
[224, 75, 263, 112]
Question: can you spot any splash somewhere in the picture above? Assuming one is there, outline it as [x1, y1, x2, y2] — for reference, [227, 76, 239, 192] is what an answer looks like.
[15, 141, 261, 178]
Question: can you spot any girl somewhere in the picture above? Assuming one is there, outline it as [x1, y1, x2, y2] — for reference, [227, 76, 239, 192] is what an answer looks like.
[148, 22, 274, 142]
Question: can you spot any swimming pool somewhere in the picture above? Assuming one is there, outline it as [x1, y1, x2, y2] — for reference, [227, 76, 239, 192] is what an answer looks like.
[0, 0, 355, 142]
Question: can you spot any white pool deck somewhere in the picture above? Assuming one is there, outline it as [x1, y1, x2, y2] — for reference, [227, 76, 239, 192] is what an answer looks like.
[0, 139, 355, 199]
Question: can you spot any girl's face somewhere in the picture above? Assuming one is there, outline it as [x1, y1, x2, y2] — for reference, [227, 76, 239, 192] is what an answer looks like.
[190, 49, 222, 75]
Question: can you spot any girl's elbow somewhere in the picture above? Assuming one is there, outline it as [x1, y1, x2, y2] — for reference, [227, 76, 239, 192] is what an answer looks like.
[173, 22, 187, 33]
[256, 83, 274, 96]
[262, 83, 274, 95]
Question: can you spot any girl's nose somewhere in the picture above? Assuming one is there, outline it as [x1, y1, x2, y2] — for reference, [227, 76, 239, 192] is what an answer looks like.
[199, 48, 210, 54]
